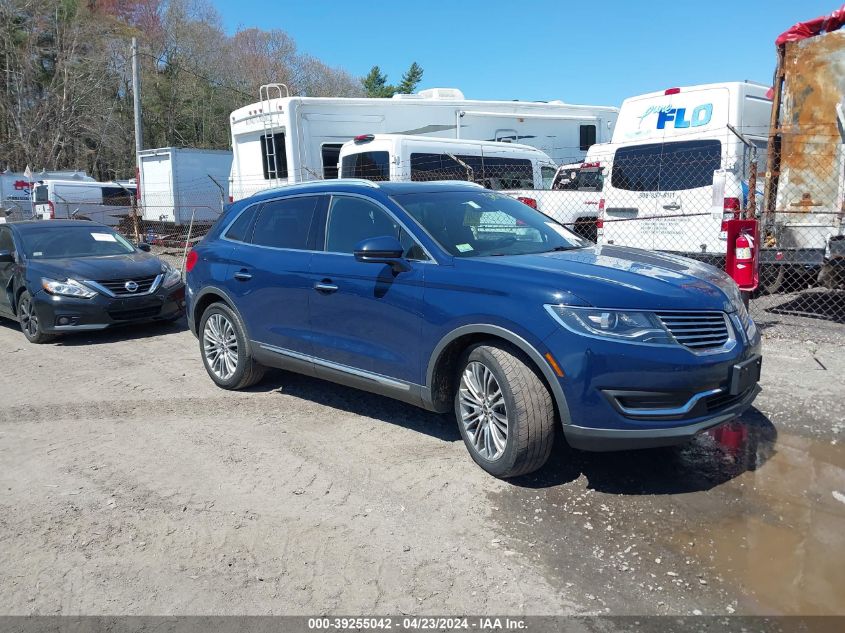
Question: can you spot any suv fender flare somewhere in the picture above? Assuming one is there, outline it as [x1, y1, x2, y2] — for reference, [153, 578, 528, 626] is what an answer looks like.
[190, 285, 247, 337]
[425, 324, 571, 425]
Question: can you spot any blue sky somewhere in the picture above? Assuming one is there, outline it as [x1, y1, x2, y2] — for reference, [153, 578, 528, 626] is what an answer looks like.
[217, 0, 836, 106]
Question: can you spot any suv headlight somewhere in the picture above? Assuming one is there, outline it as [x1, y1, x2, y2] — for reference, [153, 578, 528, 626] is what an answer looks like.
[41, 278, 97, 299]
[161, 263, 182, 288]
[546, 305, 676, 345]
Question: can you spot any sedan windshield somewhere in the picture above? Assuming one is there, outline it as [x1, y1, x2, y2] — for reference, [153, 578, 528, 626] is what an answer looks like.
[392, 191, 590, 257]
[19, 226, 136, 259]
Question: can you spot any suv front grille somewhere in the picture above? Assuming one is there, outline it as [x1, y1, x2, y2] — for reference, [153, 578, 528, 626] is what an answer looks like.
[96, 275, 158, 296]
[655, 311, 730, 350]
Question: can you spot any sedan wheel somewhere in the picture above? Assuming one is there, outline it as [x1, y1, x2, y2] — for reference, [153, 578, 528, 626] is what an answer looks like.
[202, 312, 238, 380]
[459, 361, 509, 461]
[17, 291, 53, 344]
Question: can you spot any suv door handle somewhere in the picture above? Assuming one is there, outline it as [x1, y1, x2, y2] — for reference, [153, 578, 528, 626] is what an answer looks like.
[233, 269, 252, 281]
[314, 281, 338, 293]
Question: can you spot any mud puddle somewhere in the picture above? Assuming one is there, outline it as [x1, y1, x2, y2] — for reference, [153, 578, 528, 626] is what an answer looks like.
[488, 411, 845, 615]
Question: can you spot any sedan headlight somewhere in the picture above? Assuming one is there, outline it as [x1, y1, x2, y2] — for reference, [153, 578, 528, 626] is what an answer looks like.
[41, 277, 97, 299]
[161, 264, 182, 288]
[546, 305, 676, 345]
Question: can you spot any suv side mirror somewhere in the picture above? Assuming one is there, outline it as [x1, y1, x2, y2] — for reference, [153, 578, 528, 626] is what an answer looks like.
[0, 249, 14, 264]
[136, 242, 151, 252]
[353, 236, 409, 272]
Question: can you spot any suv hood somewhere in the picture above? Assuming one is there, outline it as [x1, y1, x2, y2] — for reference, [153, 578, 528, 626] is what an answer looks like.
[462, 244, 742, 312]
[26, 252, 163, 282]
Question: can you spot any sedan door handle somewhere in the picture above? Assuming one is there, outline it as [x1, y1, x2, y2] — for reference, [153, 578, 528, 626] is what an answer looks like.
[314, 281, 338, 293]
[233, 270, 252, 281]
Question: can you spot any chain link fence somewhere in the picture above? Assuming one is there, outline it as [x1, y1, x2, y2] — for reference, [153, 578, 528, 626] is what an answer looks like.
[5, 138, 842, 330]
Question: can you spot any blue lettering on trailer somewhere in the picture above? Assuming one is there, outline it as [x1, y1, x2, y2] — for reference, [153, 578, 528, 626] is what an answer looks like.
[655, 104, 713, 130]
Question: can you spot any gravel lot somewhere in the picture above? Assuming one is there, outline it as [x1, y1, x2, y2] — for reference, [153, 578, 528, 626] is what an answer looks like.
[0, 310, 843, 616]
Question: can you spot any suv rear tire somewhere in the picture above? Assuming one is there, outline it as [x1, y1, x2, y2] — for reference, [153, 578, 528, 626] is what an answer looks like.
[199, 302, 265, 390]
[454, 342, 555, 478]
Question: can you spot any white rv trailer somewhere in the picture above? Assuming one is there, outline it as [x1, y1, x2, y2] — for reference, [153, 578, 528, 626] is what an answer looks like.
[228, 85, 618, 201]
[597, 82, 771, 259]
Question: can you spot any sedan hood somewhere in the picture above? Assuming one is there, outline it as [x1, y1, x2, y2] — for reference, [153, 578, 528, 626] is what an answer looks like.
[463, 244, 742, 312]
[27, 252, 164, 282]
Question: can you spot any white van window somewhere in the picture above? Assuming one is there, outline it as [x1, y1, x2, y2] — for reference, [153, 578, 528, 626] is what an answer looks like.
[260, 132, 288, 180]
[579, 125, 597, 151]
[34, 186, 48, 203]
[340, 151, 390, 181]
[321, 144, 342, 179]
[102, 186, 134, 206]
[410, 153, 482, 182]
[482, 157, 533, 190]
[611, 140, 721, 192]
[541, 166, 556, 190]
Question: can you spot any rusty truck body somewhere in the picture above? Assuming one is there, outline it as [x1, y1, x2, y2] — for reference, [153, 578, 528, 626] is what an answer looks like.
[762, 13, 845, 290]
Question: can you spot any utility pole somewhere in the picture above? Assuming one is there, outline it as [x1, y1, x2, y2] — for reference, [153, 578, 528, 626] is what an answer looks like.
[130, 37, 143, 242]
[131, 37, 143, 157]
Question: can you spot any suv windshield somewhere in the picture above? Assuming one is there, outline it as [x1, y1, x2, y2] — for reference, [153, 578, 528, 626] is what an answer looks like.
[19, 225, 136, 259]
[393, 191, 589, 257]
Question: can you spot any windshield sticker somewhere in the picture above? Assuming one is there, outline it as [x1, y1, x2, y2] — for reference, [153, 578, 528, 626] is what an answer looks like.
[465, 200, 481, 209]
[33, 251, 42, 257]
[91, 232, 117, 242]
[456, 243, 474, 253]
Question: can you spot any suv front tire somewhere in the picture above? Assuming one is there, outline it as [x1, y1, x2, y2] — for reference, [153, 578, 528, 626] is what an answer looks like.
[455, 342, 555, 478]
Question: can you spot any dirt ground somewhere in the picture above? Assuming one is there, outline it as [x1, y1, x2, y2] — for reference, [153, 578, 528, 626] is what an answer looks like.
[0, 311, 843, 616]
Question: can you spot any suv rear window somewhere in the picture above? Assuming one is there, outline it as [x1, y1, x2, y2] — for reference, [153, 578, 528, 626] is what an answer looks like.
[610, 140, 722, 192]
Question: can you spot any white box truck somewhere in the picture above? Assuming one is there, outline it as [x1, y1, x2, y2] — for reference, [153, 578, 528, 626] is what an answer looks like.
[137, 148, 233, 224]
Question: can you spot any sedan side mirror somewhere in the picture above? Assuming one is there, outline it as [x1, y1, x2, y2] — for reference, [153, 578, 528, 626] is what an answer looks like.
[0, 249, 14, 264]
[136, 242, 152, 252]
[353, 236, 410, 272]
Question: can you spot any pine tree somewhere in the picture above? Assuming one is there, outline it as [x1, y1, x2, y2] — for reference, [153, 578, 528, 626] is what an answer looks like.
[397, 62, 424, 95]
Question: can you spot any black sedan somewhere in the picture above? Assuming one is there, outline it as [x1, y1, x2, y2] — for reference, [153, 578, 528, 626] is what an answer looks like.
[0, 220, 185, 343]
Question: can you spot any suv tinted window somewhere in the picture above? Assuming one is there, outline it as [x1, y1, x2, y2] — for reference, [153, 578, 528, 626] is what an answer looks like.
[340, 151, 390, 181]
[252, 196, 319, 250]
[224, 204, 259, 242]
[325, 197, 403, 255]
[611, 140, 722, 192]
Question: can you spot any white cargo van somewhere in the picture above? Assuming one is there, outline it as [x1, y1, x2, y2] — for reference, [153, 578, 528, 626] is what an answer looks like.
[338, 134, 557, 189]
[0, 170, 92, 220]
[598, 82, 771, 258]
[32, 180, 135, 226]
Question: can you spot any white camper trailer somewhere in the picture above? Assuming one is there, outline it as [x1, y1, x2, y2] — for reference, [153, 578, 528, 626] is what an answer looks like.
[597, 82, 771, 258]
[138, 147, 232, 224]
[228, 85, 618, 200]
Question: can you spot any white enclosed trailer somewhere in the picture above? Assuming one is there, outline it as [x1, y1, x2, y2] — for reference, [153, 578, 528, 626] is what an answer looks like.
[138, 148, 233, 224]
[228, 85, 618, 201]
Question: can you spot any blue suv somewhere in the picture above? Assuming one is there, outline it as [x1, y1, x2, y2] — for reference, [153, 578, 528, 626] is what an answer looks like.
[186, 180, 761, 478]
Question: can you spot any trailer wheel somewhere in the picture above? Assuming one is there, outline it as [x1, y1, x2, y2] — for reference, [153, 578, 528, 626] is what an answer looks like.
[757, 265, 786, 295]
